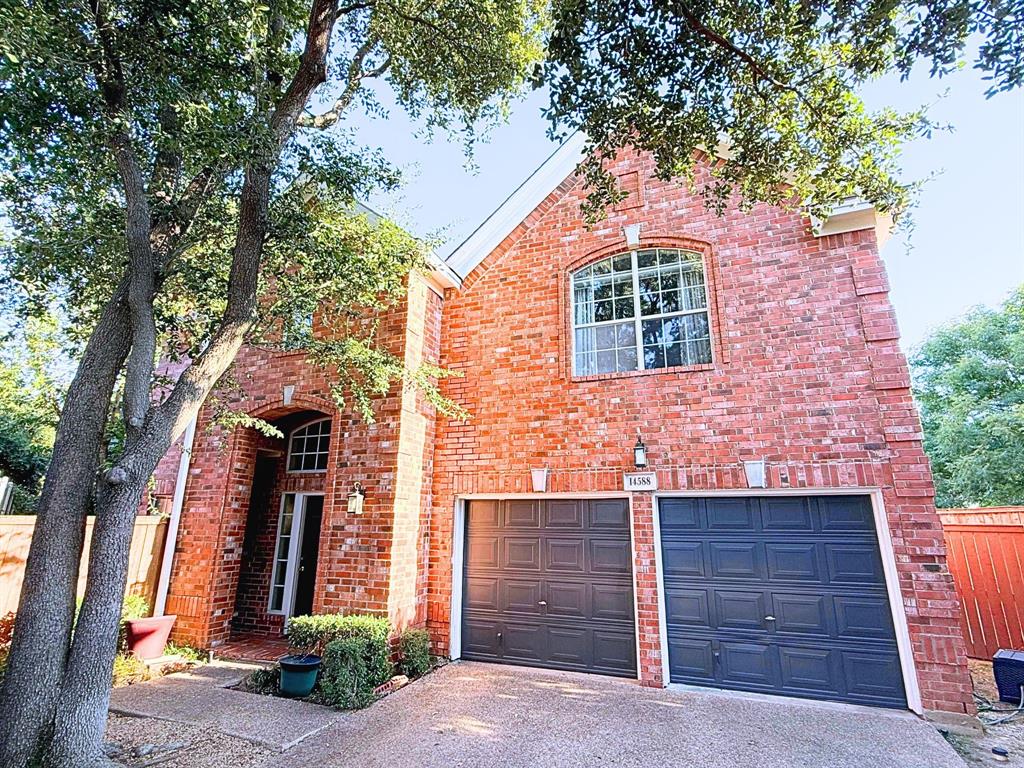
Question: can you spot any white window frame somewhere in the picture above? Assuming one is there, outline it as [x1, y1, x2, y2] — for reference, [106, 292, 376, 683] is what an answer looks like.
[267, 491, 323, 617]
[571, 248, 713, 377]
[285, 417, 332, 474]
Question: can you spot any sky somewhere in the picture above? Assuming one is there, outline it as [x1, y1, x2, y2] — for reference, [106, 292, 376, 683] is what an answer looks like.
[348, 57, 1024, 353]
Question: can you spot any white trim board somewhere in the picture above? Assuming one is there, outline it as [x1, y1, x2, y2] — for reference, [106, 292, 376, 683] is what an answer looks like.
[652, 488, 923, 714]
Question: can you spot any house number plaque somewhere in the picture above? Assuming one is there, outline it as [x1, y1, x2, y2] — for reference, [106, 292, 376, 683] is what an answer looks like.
[623, 472, 658, 491]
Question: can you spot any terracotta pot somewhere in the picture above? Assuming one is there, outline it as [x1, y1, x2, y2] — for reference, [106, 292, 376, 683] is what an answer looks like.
[125, 615, 177, 660]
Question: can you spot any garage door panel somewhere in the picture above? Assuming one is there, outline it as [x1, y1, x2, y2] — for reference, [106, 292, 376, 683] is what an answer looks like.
[590, 499, 631, 530]
[826, 544, 885, 584]
[719, 642, 775, 687]
[714, 590, 768, 631]
[467, 500, 500, 529]
[591, 583, 634, 623]
[463, 499, 636, 678]
[546, 500, 584, 528]
[590, 538, 632, 574]
[505, 500, 540, 528]
[503, 623, 545, 662]
[841, 651, 905, 702]
[667, 638, 715, 681]
[464, 576, 499, 612]
[706, 498, 757, 530]
[760, 497, 815, 531]
[462, 619, 501, 657]
[765, 544, 821, 581]
[772, 593, 830, 636]
[502, 580, 543, 615]
[546, 581, 586, 618]
[834, 596, 897, 640]
[593, 630, 637, 673]
[709, 542, 762, 579]
[662, 541, 705, 578]
[504, 538, 541, 570]
[660, 498, 701, 529]
[778, 646, 838, 693]
[660, 495, 908, 709]
[665, 588, 711, 627]
[546, 538, 585, 572]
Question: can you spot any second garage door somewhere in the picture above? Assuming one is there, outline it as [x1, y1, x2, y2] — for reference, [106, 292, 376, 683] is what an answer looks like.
[461, 498, 637, 677]
[659, 495, 907, 708]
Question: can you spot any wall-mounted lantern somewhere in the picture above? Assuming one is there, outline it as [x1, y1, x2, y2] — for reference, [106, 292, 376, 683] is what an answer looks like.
[531, 468, 549, 493]
[633, 431, 648, 469]
[348, 482, 366, 515]
[743, 459, 767, 489]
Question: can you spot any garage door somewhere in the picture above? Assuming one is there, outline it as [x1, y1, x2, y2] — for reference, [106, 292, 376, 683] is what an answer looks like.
[461, 498, 637, 677]
[659, 495, 907, 708]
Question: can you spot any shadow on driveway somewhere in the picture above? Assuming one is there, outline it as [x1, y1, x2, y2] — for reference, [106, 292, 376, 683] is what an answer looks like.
[267, 661, 965, 768]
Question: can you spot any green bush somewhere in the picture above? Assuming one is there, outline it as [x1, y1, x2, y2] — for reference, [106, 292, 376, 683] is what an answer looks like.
[112, 653, 148, 687]
[287, 614, 392, 686]
[398, 629, 431, 679]
[244, 665, 281, 696]
[318, 637, 376, 709]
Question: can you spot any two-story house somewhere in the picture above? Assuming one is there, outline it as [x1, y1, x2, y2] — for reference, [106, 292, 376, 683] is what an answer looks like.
[150, 134, 974, 721]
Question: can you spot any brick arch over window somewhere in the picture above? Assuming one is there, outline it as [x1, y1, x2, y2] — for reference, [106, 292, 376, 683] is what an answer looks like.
[560, 236, 728, 380]
[247, 393, 336, 423]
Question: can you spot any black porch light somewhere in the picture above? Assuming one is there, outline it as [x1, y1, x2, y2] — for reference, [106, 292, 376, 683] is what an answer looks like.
[633, 431, 648, 468]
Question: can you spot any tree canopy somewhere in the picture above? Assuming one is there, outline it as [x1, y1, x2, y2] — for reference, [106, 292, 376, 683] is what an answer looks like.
[912, 286, 1024, 508]
[543, 0, 1023, 220]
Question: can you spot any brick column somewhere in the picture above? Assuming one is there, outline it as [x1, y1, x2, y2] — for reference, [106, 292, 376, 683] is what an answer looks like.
[630, 492, 665, 686]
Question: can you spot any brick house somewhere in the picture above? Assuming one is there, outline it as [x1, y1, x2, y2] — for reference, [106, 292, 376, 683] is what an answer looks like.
[151, 134, 974, 719]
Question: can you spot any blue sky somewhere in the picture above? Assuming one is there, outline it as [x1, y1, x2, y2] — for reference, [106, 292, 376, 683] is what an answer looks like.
[349, 61, 1023, 352]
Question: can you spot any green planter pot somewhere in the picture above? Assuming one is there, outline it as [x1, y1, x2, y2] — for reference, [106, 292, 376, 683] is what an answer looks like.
[279, 654, 321, 698]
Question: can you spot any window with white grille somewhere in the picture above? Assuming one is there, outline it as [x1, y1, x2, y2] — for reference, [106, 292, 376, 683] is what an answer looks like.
[286, 418, 331, 472]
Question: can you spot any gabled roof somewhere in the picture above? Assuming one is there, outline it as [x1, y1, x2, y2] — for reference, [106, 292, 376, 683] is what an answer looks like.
[445, 133, 587, 278]
[444, 133, 894, 280]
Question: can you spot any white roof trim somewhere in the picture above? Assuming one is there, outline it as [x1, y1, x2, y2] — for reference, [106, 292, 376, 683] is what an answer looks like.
[445, 132, 587, 278]
[812, 197, 894, 249]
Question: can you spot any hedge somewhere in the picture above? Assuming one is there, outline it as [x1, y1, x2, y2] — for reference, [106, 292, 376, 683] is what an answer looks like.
[398, 628, 431, 678]
[319, 637, 377, 709]
[288, 614, 392, 687]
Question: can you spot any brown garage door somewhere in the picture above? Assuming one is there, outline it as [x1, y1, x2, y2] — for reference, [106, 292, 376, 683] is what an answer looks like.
[461, 498, 637, 677]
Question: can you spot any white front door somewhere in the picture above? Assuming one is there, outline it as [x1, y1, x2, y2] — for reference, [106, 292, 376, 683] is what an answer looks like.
[268, 492, 322, 618]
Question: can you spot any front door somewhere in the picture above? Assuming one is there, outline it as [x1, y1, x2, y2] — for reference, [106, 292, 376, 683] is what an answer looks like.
[269, 492, 323, 620]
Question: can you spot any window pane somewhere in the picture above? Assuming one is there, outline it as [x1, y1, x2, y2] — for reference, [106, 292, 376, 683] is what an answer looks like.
[617, 347, 637, 372]
[595, 325, 616, 350]
[596, 350, 616, 373]
[575, 351, 596, 376]
[594, 300, 613, 322]
[612, 253, 632, 273]
[593, 257, 612, 275]
[593, 276, 612, 300]
[613, 275, 633, 298]
[613, 298, 634, 320]
[644, 345, 666, 369]
[637, 249, 657, 268]
[616, 323, 636, 347]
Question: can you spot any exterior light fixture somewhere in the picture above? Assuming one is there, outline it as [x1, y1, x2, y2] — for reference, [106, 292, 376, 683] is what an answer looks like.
[633, 432, 648, 468]
[531, 468, 549, 493]
[743, 459, 767, 489]
[347, 482, 366, 515]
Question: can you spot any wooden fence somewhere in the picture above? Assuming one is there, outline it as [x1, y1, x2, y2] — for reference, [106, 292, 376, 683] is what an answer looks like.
[0, 515, 168, 616]
[939, 507, 1024, 659]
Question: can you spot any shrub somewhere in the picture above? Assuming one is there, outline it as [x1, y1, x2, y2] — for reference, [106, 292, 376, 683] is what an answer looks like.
[244, 665, 281, 696]
[318, 637, 376, 709]
[112, 653, 149, 687]
[287, 614, 392, 687]
[398, 629, 431, 679]
[0, 612, 15, 647]
[117, 593, 152, 651]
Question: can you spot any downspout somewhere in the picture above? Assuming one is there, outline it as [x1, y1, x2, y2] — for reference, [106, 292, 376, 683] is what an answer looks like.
[153, 415, 197, 617]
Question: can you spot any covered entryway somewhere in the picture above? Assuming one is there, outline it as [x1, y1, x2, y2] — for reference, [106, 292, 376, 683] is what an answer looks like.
[659, 494, 908, 708]
[460, 498, 637, 677]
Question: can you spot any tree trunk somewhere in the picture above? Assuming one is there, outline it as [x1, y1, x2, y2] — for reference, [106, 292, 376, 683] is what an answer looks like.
[0, 285, 132, 768]
[44, 471, 153, 768]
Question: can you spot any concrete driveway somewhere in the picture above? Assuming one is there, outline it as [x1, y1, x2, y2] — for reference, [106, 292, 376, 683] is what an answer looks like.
[267, 661, 965, 768]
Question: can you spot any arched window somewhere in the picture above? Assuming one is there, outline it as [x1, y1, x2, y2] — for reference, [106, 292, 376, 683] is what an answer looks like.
[286, 418, 331, 472]
[572, 248, 712, 376]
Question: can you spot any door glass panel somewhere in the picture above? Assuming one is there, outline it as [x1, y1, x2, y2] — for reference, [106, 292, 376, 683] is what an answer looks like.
[269, 494, 296, 612]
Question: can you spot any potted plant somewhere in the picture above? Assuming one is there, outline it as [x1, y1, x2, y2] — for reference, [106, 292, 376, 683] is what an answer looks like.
[278, 652, 321, 697]
[125, 614, 178, 660]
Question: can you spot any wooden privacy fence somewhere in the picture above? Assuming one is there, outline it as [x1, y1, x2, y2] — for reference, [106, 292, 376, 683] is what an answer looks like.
[0, 515, 168, 616]
[939, 507, 1024, 659]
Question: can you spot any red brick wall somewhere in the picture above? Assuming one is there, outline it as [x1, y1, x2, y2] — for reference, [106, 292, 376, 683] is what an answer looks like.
[163, 276, 444, 646]
[427, 152, 973, 714]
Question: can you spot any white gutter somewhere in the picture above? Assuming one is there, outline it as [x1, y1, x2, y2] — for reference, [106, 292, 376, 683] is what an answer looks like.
[153, 416, 197, 617]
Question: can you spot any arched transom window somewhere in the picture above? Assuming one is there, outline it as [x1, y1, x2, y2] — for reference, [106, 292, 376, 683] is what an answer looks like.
[287, 418, 331, 472]
[572, 248, 712, 376]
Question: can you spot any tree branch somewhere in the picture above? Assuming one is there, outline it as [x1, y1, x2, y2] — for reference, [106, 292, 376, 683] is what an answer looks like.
[297, 34, 390, 129]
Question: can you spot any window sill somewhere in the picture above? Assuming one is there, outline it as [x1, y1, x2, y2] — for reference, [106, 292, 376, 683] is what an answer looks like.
[571, 362, 715, 383]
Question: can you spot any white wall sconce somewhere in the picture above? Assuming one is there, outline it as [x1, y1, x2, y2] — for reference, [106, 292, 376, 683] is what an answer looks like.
[531, 468, 549, 493]
[633, 431, 648, 468]
[743, 459, 767, 489]
[347, 482, 366, 515]
[623, 223, 641, 247]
